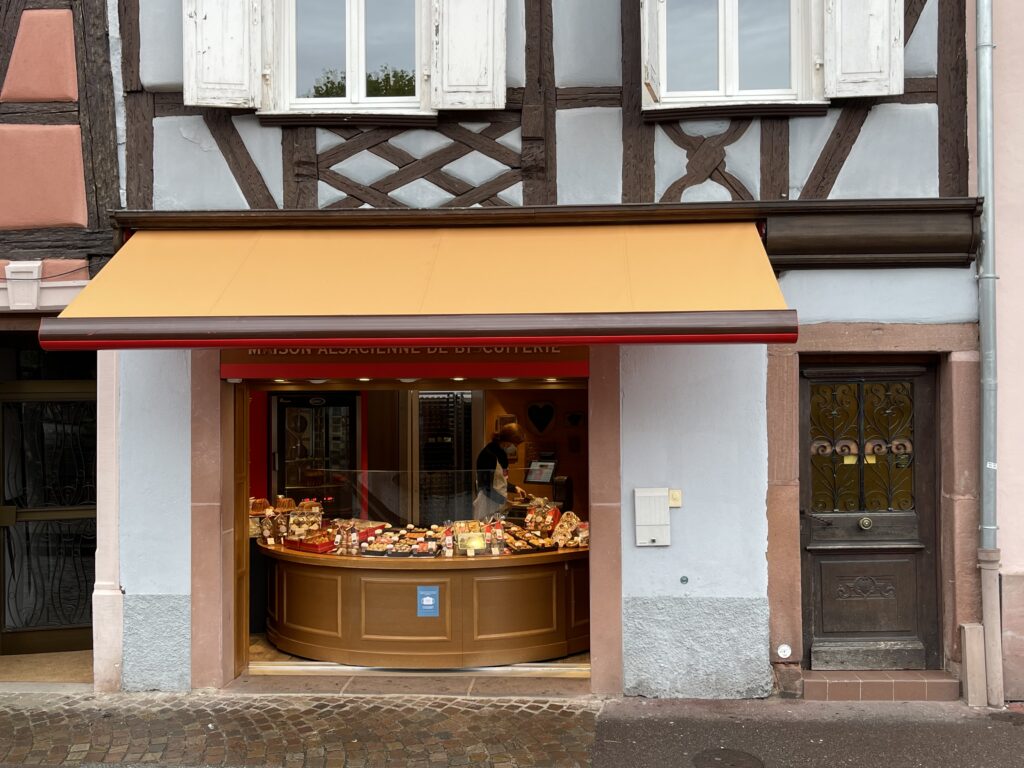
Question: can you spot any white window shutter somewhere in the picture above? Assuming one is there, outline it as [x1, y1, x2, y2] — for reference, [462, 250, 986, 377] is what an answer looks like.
[824, 0, 903, 98]
[183, 0, 262, 108]
[641, 0, 662, 104]
[430, 0, 506, 110]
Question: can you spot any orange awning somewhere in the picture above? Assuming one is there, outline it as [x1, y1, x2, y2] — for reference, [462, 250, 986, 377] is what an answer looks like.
[38, 223, 796, 349]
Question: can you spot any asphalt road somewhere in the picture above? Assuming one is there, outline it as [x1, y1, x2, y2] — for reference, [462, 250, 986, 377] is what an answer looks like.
[593, 699, 1024, 768]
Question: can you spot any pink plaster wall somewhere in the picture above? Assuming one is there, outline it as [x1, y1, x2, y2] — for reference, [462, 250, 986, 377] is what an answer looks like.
[0, 125, 87, 230]
[994, 0, 1024, 574]
[0, 10, 78, 103]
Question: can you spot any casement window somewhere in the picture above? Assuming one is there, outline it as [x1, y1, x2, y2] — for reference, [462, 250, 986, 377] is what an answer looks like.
[642, 0, 904, 110]
[184, 0, 506, 114]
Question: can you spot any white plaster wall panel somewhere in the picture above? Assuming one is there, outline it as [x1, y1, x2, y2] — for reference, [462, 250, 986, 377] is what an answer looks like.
[442, 151, 509, 185]
[459, 122, 489, 133]
[389, 130, 454, 158]
[232, 116, 284, 208]
[318, 181, 347, 208]
[779, 268, 978, 324]
[496, 126, 522, 153]
[153, 116, 247, 209]
[139, 0, 184, 91]
[389, 179, 455, 208]
[106, 0, 127, 206]
[316, 129, 346, 154]
[555, 108, 622, 204]
[679, 119, 730, 138]
[331, 151, 398, 186]
[118, 350, 191, 595]
[654, 125, 689, 201]
[904, 0, 938, 77]
[681, 179, 732, 203]
[506, 0, 526, 87]
[553, 0, 621, 86]
[620, 344, 769, 599]
[789, 109, 841, 200]
[497, 181, 523, 205]
[723, 120, 760, 200]
[619, 344, 772, 698]
[831, 104, 939, 199]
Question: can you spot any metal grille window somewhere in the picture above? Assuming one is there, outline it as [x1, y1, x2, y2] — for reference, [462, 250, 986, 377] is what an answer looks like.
[808, 380, 915, 513]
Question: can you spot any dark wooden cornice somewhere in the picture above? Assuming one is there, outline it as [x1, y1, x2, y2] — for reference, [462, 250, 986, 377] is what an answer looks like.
[110, 198, 982, 270]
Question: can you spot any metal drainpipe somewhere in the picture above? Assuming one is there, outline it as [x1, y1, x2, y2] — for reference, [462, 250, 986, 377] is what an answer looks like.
[976, 0, 1003, 708]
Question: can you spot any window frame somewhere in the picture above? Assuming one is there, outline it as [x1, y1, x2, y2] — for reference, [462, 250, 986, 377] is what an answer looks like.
[651, 0, 824, 109]
[267, 0, 433, 116]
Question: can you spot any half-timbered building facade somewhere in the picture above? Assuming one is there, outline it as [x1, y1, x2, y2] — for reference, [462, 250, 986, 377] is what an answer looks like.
[0, 1, 118, 665]
[19, 0, 1004, 700]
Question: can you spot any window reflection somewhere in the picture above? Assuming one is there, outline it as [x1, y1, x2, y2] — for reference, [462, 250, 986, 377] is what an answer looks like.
[738, 0, 790, 90]
[365, 0, 417, 97]
[296, 0, 347, 98]
[666, 0, 719, 93]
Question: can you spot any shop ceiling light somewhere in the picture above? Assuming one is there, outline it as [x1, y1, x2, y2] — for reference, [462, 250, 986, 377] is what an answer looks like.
[398, 378, 419, 383]
[452, 377, 465, 382]
[308, 379, 327, 384]
[545, 378, 559, 383]
[273, 379, 288, 383]
[494, 378, 516, 383]
[358, 377, 372, 382]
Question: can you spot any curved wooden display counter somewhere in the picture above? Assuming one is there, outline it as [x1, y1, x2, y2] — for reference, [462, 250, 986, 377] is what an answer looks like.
[258, 543, 590, 668]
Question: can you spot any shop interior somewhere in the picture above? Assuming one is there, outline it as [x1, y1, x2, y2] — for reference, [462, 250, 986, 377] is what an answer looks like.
[242, 373, 591, 676]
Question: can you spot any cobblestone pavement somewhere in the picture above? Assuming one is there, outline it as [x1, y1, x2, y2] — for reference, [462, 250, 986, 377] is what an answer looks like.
[0, 693, 599, 768]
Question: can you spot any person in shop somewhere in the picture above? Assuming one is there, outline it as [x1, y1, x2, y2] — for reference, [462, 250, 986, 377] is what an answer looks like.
[472, 423, 525, 520]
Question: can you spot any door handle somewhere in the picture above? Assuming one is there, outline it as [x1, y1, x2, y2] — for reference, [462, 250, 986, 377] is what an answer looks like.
[858, 516, 874, 531]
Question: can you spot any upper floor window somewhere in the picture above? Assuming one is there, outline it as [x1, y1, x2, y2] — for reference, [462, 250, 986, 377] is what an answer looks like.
[643, 0, 905, 111]
[288, 0, 421, 110]
[184, 0, 506, 114]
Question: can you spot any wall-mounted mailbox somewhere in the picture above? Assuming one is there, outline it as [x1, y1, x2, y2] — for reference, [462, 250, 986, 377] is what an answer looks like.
[634, 487, 671, 546]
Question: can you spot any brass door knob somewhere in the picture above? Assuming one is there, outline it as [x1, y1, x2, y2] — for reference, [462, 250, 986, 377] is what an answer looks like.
[858, 516, 873, 530]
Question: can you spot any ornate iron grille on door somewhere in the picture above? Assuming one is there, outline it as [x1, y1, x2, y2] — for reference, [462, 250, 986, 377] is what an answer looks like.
[809, 381, 915, 514]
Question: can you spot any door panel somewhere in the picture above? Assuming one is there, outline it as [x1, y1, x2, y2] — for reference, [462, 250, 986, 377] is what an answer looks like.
[800, 366, 939, 670]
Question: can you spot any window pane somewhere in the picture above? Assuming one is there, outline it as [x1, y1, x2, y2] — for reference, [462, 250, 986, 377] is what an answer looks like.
[296, 0, 347, 98]
[365, 0, 417, 97]
[3, 401, 96, 509]
[738, 0, 791, 90]
[666, 0, 719, 92]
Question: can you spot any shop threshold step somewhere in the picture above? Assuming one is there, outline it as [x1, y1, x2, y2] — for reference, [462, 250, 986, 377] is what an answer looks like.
[801, 670, 960, 701]
[247, 660, 591, 679]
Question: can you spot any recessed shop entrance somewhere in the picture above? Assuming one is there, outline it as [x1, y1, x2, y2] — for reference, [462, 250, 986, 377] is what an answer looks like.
[228, 347, 594, 689]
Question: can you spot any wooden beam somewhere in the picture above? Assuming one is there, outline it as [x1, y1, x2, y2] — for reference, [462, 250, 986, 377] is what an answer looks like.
[522, 0, 556, 205]
[0, 228, 115, 259]
[555, 87, 622, 109]
[109, 197, 982, 270]
[203, 110, 278, 210]
[75, 0, 122, 226]
[620, 0, 653, 202]
[282, 127, 317, 209]
[0, 103, 78, 123]
[904, 0, 929, 45]
[938, 0, 968, 197]
[760, 118, 790, 201]
[124, 91, 153, 208]
[117, 0, 140, 92]
[799, 106, 871, 200]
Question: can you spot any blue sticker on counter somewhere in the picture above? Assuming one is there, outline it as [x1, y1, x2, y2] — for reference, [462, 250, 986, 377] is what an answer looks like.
[417, 586, 440, 618]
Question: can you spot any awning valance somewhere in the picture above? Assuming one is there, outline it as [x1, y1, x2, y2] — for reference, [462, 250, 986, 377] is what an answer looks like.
[38, 222, 796, 350]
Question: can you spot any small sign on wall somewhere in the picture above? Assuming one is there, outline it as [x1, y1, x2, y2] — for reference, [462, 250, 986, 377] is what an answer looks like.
[417, 586, 440, 618]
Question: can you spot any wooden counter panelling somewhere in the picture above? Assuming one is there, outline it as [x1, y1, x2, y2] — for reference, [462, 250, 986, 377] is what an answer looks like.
[259, 544, 589, 668]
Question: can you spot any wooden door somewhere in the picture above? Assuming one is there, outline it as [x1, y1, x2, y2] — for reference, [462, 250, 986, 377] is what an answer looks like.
[800, 365, 940, 670]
